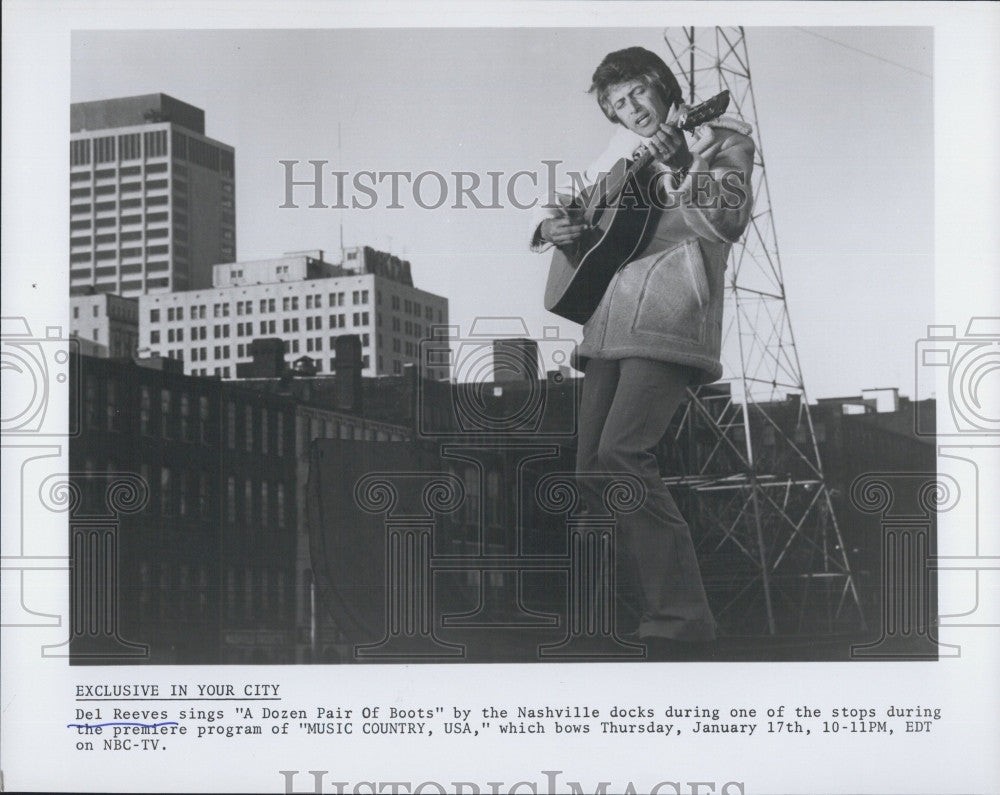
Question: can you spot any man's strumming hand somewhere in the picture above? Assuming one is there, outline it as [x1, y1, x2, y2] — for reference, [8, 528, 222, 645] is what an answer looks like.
[540, 217, 589, 247]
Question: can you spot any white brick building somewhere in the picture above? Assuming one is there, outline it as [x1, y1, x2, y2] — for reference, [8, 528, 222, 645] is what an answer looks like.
[69, 292, 139, 359]
[137, 246, 449, 380]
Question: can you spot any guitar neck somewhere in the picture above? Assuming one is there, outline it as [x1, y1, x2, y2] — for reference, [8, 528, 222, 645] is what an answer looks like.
[628, 90, 732, 170]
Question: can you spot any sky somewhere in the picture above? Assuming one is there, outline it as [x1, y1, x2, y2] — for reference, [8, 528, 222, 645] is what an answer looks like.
[69, 26, 934, 400]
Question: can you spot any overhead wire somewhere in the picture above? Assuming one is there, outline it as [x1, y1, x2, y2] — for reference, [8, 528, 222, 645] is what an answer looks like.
[793, 27, 932, 79]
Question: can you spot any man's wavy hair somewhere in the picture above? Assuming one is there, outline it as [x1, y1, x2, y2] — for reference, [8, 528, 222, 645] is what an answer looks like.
[589, 47, 683, 125]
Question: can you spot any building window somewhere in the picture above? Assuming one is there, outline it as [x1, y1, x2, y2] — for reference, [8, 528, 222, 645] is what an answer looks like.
[244, 565, 254, 619]
[244, 479, 254, 525]
[198, 473, 209, 518]
[119, 133, 141, 161]
[104, 380, 119, 431]
[276, 413, 284, 457]
[199, 395, 210, 443]
[144, 129, 167, 158]
[139, 386, 151, 435]
[463, 467, 480, 525]
[82, 375, 98, 429]
[180, 393, 191, 440]
[160, 467, 174, 516]
[150, 309, 160, 323]
[160, 389, 172, 438]
[276, 483, 286, 529]
[70, 139, 91, 166]
[245, 406, 253, 452]
[226, 477, 236, 523]
[94, 136, 116, 163]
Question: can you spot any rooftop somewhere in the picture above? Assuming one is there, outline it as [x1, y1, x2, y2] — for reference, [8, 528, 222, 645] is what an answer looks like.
[71, 93, 206, 135]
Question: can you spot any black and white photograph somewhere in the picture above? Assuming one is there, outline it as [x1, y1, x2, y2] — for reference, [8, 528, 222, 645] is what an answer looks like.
[2, 2, 998, 793]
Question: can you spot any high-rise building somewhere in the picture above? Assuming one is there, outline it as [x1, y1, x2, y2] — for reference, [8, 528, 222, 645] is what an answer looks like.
[69, 93, 235, 298]
[137, 246, 450, 381]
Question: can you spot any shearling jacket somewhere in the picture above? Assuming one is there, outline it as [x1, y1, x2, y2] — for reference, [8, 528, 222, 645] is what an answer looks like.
[532, 115, 755, 384]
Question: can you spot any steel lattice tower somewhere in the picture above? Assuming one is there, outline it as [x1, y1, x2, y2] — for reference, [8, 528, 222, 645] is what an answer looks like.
[661, 27, 865, 634]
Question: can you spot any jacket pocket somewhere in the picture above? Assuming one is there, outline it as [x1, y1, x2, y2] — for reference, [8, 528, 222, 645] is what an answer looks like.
[630, 238, 709, 344]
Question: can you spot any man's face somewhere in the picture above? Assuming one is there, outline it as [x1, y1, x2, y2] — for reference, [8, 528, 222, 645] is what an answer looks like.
[606, 78, 671, 137]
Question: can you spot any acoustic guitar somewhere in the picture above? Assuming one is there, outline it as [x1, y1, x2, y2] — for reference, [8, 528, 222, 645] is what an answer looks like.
[543, 91, 731, 324]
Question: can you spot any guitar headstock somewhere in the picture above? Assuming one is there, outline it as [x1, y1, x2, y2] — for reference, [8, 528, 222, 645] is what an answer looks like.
[678, 90, 731, 132]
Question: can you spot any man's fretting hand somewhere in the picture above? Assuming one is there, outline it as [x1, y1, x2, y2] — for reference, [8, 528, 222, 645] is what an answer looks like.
[540, 217, 589, 247]
[646, 107, 693, 170]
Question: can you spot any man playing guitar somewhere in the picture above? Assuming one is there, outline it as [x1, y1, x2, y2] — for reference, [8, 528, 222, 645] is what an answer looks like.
[530, 47, 755, 659]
